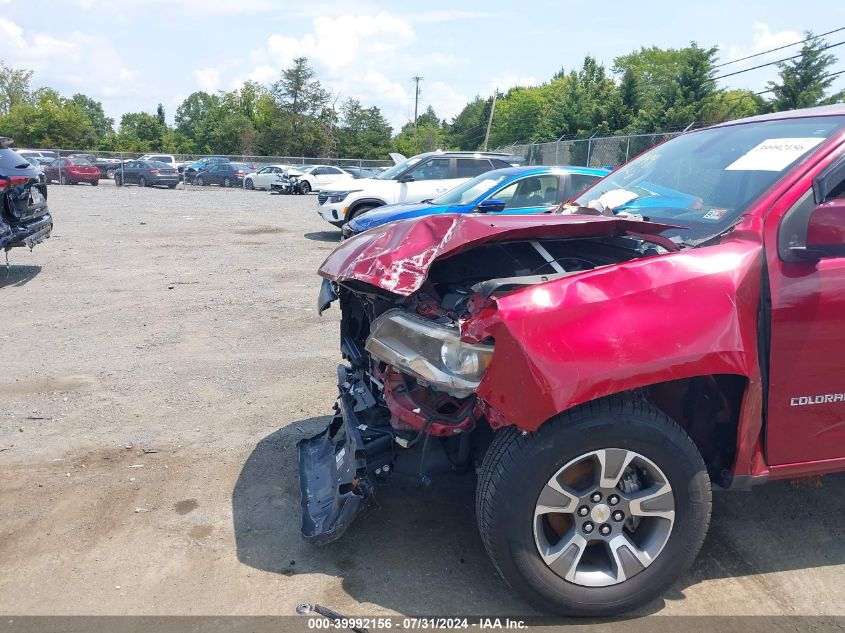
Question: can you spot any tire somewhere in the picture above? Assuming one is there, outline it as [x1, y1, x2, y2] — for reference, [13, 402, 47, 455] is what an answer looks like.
[168, 183, 177, 189]
[139, 176, 148, 188]
[346, 204, 376, 222]
[91, 179, 99, 187]
[59, 174, 68, 185]
[245, 178, 254, 190]
[115, 175, 123, 187]
[299, 180, 311, 194]
[476, 397, 711, 616]
[195, 176, 205, 186]
[223, 177, 232, 188]
[106, 169, 116, 179]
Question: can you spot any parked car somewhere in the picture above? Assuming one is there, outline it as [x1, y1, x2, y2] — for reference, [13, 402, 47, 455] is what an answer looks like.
[138, 154, 182, 173]
[0, 138, 52, 253]
[193, 162, 249, 187]
[95, 157, 123, 179]
[42, 157, 100, 185]
[244, 164, 296, 190]
[296, 165, 354, 194]
[114, 160, 180, 188]
[342, 166, 378, 179]
[344, 166, 609, 238]
[316, 150, 524, 227]
[184, 156, 230, 183]
[304, 104, 845, 615]
[17, 150, 45, 166]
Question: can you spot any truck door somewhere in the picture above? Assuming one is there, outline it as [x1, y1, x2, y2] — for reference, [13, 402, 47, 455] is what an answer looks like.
[765, 152, 845, 464]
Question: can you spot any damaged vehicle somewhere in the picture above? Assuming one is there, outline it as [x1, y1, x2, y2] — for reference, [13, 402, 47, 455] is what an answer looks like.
[0, 138, 53, 255]
[301, 105, 845, 615]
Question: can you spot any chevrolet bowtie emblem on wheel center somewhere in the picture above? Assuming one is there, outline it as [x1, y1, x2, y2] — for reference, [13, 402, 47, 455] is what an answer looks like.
[591, 504, 611, 523]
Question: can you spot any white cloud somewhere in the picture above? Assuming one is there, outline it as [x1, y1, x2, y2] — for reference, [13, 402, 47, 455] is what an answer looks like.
[192, 67, 222, 92]
[720, 23, 803, 91]
[0, 17, 25, 49]
[489, 74, 539, 92]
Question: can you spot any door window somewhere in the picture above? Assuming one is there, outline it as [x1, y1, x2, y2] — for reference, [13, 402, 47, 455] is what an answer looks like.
[410, 158, 451, 180]
[456, 159, 494, 178]
[569, 173, 601, 197]
[495, 175, 560, 209]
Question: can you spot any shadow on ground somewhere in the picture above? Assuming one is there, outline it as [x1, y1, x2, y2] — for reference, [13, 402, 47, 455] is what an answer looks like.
[304, 231, 342, 243]
[0, 264, 41, 288]
[233, 419, 845, 616]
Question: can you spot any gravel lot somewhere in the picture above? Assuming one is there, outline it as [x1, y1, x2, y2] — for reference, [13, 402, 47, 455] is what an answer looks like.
[2, 182, 845, 618]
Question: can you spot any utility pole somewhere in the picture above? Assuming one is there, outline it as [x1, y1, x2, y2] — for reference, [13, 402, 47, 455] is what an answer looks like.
[483, 87, 498, 151]
[411, 76, 423, 151]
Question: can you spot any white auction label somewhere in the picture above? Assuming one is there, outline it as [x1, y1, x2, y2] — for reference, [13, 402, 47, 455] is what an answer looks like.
[725, 137, 825, 172]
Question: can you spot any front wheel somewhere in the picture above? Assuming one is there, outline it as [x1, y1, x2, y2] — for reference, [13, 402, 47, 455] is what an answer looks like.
[195, 176, 204, 186]
[91, 179, 99, 186]
[115, 175, 123, 186]
[299, 180, 311, 194]
[346, 204, 375, 222]
[476, 398, 711, 616]
[139, 176, 148, 188]
[245, 178, 254, 190]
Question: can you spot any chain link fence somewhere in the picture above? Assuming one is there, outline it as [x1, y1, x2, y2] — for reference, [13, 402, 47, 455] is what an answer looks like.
[18, 148, 393, 192]
[497, 131, 686, 168]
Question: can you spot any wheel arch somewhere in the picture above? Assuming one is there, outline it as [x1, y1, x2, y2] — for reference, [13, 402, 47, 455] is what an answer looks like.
[347, 198, 387, 218]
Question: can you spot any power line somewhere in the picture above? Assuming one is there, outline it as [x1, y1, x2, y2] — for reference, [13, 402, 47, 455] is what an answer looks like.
[715, 26, 845, 68]
[711, 39, 845, 81]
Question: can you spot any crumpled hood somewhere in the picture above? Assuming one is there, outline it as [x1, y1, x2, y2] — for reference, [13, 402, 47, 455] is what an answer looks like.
[348, 201, 451, 233]
[319, 213, 678, 296]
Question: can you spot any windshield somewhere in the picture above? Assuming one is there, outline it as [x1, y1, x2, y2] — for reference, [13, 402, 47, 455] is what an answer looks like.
[432, 172, 511, 205]
[573, 115, 845, 244]
[375, 156, 422, 180]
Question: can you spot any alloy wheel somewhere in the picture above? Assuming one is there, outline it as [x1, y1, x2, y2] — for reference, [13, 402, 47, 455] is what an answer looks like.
[533, 448, 675, 588]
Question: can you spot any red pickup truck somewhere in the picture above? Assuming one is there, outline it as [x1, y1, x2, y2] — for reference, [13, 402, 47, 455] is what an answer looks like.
[302, 105, 845, 615]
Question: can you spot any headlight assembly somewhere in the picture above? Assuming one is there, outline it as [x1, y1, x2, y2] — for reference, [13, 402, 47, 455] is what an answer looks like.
[365, 309, 493, 397]
[325, 190, 360, 203]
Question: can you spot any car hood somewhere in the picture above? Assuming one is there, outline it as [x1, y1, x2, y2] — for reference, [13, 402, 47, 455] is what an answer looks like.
[348, 201, 456, 232]
[322, 177, 385, 193]
[319, 213, 677, 296]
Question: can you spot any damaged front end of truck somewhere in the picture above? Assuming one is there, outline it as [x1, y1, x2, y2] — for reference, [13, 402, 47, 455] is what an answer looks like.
[298, 212, 710, 544]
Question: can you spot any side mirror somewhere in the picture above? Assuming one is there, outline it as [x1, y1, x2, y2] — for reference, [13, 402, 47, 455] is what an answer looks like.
[477, 198, 507, 213]
[792, 199, 845, 260]
[398, 173, 414, 183]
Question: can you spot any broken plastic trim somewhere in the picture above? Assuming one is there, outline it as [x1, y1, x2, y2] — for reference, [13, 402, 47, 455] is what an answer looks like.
[365, 309, 493, 397]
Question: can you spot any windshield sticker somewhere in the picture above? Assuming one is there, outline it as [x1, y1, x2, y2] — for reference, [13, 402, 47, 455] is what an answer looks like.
[702, 208, 728, 221]
[725, 137, 825, 172]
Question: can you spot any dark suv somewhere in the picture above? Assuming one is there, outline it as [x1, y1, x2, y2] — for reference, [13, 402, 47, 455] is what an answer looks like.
[0, 138, 52, 253]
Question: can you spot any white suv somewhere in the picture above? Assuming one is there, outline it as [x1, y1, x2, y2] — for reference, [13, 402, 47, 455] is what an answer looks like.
[316, 151, 522, 227]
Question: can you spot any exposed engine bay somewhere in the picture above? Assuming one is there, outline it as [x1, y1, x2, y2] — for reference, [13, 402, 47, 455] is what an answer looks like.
[300, 234, 659, 544]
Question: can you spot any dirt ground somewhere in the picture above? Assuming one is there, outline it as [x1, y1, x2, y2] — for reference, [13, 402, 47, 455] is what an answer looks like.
[2, 182, 845, 619]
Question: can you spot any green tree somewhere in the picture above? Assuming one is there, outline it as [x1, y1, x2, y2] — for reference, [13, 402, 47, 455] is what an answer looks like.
[116, 111, 167, 151]
[0, 61, 33, 115]
[768, 31, 843, 110]
[70, 93, 114, 138]
[337, 98, 393, 159]
[0, 88, 97, 148]
[156, 103, 166, 126]
[447, 95, 492, 150]
[271, 57, 330, 155]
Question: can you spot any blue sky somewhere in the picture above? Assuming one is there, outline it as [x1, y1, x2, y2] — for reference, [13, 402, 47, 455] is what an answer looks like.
[2, 0, 843, 133]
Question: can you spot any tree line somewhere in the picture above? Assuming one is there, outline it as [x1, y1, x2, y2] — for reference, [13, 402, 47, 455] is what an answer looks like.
[0, 31, 841, 158]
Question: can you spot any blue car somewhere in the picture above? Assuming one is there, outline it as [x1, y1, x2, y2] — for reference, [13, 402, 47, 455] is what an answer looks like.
[343, 166, 610, 237]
